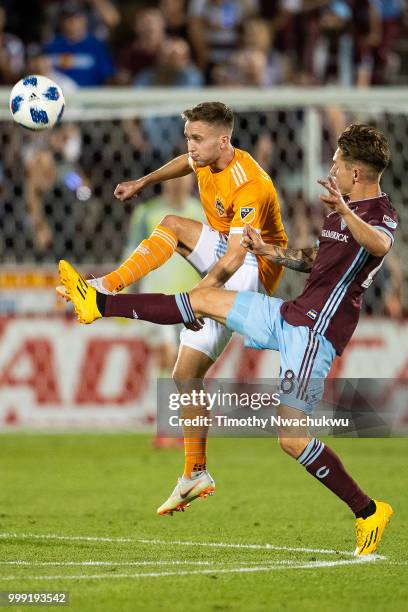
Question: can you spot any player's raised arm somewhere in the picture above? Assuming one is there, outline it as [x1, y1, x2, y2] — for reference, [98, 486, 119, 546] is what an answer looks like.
[241, 225, 317, 273]
[318, 176, 392, 257]
[114, 153, 192, 202]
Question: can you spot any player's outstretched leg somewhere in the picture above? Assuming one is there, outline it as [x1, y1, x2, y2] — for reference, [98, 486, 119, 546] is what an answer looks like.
[101, 222, 178, 293]
[58, 260, 236, 326]
[93, 216, 202, 294]
[278, 406, 393, 556]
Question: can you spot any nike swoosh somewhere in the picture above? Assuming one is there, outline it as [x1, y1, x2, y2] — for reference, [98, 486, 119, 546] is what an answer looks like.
[179, 485, 196, 500]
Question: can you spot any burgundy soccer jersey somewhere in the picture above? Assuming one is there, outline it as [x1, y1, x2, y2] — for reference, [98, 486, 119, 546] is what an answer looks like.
[280, 194, 398, 355]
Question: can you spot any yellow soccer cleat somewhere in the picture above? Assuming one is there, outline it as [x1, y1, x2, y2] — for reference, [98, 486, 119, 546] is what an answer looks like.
[354, 499, 393, 556]
[58, 260, 102, 324]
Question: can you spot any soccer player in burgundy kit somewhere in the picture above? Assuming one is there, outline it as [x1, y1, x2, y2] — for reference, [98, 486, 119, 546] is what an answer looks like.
[59, 124, 396, 555]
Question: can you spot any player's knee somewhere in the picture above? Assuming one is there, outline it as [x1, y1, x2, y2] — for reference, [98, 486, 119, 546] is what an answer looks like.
[171, 362, 183, 389]
[278, 437, 306, 459]
[172, 350, 211, 393]
[172, 363, 198, 392]
[160, 214, 182, 234]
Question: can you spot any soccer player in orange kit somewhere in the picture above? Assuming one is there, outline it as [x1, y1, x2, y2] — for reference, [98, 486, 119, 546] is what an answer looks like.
[87, 101, 288, 515]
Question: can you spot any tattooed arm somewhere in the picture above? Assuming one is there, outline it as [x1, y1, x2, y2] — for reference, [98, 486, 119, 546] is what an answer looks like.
[240, 225, 318, 273]
[265, 245, 318, 272]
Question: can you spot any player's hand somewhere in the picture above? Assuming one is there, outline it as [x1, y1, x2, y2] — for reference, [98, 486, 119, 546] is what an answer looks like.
[184, 318, 205, 332]
[240, 224, 266, 255]
[318, 176, 350, 216]
[114, 178, 146, 202]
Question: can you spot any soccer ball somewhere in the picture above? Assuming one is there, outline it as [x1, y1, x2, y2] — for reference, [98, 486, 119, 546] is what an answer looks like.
[9, 75, 65, 131]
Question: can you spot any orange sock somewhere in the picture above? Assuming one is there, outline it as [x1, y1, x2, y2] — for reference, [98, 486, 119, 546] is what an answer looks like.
[103, 224, 178, 292]
[183, 438, 207, 478]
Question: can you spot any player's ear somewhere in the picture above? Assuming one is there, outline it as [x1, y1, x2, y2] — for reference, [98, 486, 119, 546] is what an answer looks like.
[219, 134, 229, 149]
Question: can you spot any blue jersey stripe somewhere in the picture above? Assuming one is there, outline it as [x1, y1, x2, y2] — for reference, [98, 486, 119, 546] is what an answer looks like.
[318, 253, 369, 335]
[317, 252, 369, 335]
[314, 246, 365, 332]
[314, 247, 367, 334]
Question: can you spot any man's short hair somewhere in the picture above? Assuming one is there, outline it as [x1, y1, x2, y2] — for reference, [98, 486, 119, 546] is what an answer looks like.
[338, 123, 390, 177]
[181, 102, 234, 132]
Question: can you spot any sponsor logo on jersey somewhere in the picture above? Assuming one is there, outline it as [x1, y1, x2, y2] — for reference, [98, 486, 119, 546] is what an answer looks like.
[240, 207, 256, 223]
[215, 198, 226, 216]
[321, 229, 348, 243]
[382, 215, 397, 229]
[306, 309, 318, 320]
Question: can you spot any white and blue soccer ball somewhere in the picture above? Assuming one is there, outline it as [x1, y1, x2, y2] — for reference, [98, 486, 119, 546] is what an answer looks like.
[9, 75, 65, 131]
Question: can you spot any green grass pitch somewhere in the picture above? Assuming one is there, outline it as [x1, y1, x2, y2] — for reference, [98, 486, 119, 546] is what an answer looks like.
[0, 434, 407, 611]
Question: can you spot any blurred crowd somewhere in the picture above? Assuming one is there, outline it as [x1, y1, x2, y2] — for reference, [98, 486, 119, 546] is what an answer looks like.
[0, 0, 407, 88]
[0, 0, 406, 319]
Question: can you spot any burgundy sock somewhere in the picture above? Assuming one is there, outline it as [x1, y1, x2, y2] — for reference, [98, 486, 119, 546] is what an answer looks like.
[98, 292, 196, 325]
[297, 438, 371, 516]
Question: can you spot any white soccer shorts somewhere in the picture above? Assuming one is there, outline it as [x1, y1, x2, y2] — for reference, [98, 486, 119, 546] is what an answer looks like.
[180, 224, 264, 361]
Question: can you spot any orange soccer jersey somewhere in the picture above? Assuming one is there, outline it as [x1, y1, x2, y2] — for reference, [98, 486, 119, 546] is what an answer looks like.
[191, 147, 288, 295]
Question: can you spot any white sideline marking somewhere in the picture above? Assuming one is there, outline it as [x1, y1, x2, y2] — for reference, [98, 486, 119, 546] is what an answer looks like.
[138, 538, 360, 557]
[0, 532, 387, 580]
[0, 561, 215, 567]
[0, 557, 381, 582]
[0, 532, 364, 557]
[0, 533, 133, 543]
[0, 559, 372, 568]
